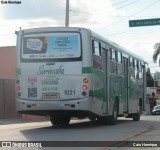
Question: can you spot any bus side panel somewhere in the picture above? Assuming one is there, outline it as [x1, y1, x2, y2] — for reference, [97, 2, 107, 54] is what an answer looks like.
[91, 70, 104, 116]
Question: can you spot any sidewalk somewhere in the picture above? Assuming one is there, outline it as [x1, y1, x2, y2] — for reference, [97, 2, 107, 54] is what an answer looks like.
[107, 122, 160, 150]
[0, 118, 46, 125]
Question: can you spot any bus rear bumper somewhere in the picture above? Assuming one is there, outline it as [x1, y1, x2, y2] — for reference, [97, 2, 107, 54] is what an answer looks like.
[16, 97, 92, 116]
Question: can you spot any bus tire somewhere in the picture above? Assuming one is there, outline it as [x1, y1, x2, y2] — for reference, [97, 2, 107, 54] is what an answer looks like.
[50, 115, 70, 126]
[133, 106, 141, 121]
[109, 100, 118, 125]
[88, 116, 97, 121]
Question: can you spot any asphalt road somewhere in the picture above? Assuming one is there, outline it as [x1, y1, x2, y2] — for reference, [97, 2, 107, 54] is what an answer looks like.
[0, 115, 160, 150]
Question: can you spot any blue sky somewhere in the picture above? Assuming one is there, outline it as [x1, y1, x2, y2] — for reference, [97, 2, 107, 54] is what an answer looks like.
[0, 0, 160, 73]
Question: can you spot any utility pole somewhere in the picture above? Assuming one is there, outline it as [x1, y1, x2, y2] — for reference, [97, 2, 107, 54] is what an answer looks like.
[65, 0, 69, 27]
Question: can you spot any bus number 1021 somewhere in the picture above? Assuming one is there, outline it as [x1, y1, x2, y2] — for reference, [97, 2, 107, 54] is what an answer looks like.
[64, 90, 75, 95]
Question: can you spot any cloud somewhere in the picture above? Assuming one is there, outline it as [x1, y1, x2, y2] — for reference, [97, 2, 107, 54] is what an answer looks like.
[0, 0, 117, 28]
[0, 0, 65, 20]
[0, 0, 121, 47]
[69, 0, 117, 27]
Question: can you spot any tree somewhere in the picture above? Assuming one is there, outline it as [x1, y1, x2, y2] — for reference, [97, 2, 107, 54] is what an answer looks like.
[153, 42, 160, 65]
[146, 68, 154, 87]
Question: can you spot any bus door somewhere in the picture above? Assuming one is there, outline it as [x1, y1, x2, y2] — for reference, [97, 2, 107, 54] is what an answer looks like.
[92, 40, 109, 114]
[102, 49, 110, 114]
[123, 57, 129, 114]
[142, 64, 146, 111]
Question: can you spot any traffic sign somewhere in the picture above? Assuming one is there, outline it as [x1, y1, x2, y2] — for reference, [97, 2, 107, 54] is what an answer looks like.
[129, 18, 160, 27]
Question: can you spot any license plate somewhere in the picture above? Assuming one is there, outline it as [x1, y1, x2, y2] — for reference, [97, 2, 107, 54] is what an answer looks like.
[42, 93, 59, 100]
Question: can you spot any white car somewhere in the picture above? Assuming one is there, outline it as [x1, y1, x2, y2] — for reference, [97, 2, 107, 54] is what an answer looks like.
[152, 105, 160, 115]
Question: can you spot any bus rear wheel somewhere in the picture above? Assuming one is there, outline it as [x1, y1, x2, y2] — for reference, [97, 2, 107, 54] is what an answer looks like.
[108, 100, 118, 125]
[50, 115, 70, 126]
[98, 100, 118, 125]
[133, 106, 141, 121]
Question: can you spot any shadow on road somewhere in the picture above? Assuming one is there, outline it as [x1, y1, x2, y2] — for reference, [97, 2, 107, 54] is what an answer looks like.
[19, 116, 160, 141]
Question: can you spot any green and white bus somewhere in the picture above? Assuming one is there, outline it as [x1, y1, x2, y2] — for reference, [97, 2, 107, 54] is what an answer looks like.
[15, 27, 146, 126]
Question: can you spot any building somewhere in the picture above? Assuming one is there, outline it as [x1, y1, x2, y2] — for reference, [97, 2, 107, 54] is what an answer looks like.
[0, 46, 46, 120]
[0, 46, 18, 119]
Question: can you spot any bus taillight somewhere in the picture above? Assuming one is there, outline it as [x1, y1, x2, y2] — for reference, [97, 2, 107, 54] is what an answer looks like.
[83, 78, 89, 83]
[82, 85, 88, 90]
[17, 86, 21, 91]
[16, 79, 21, 97]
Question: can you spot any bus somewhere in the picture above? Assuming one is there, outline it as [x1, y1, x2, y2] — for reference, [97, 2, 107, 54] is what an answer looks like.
[15, 27, 146, 126]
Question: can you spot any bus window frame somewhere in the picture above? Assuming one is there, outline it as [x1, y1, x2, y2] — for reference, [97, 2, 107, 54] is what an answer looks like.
[92, 40, 101, 56]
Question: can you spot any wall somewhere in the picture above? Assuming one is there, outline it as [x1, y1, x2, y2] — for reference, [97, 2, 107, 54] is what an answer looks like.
[0, 46, 47, 120]
[0, 46, 16, 79]
[0, 47, 18, 119]
[0, 79, 20, 119]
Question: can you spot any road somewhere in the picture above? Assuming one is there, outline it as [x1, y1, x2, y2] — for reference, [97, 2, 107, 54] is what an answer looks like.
[0, 115, 160, 150]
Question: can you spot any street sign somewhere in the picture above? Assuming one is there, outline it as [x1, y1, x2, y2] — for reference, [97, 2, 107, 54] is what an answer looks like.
[129, 18, 160, 27]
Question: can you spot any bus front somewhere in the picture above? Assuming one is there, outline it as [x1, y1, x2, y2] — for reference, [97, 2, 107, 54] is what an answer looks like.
[15, 27, 92, 126]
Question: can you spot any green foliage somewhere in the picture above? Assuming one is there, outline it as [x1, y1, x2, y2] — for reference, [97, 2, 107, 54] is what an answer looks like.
[153, 42, 160, 63]
[146, 68, 154, 87]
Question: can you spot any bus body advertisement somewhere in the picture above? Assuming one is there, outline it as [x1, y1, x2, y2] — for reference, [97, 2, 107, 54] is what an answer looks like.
[15, 27, 146, 126]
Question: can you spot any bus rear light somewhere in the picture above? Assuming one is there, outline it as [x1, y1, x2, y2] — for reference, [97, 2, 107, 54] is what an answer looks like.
[83, 78, 88, 83]
[82, 85, 88, 90]
[17, 86, 21, 91]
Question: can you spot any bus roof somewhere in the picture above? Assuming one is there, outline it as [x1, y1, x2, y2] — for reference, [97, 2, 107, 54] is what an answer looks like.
[89, 29, 145, 62]
[17, 27, 145, 62]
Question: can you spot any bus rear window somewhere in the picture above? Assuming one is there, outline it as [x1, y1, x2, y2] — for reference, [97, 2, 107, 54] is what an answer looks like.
[22, 33, 81, 59]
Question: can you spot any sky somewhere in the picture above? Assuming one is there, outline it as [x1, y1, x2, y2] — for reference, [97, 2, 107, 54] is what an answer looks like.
[0, 0, 160, 74]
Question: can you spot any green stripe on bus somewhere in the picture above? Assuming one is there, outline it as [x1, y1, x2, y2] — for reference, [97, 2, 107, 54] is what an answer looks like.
[16, 68, 21, 75]
[89, 90, 93, 96]
[89, 90, 104, 97]
[82, 67, 92, 74]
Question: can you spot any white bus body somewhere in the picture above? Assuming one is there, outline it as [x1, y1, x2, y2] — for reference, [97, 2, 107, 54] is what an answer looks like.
[15, 27, 146, 126]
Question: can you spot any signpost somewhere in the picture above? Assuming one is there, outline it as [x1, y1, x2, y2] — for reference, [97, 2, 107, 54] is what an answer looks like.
[129, 18, 160, 27]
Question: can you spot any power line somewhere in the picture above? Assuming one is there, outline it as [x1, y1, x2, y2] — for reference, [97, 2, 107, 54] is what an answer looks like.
[70, 0, 140, 24]
[70, 0, 129, 14]
[70, 0, 141, 20]
[116, 0, 141, 10]
[107, 29, 160, 36]
[107, 0, 160, 27]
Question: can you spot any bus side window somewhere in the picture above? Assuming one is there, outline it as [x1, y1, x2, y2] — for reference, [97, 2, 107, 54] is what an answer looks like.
[139, 62, 143, 82]
[129, 57, 135, 78]
[117, 51, 122, 63]
[110, 49, 117, 74]
[111, 49, 116, 61]
[93, 40, 101, 56]
[92, 40, 102, 70]
[117, 51, 122, 74]
[135, 60, 139, 80]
